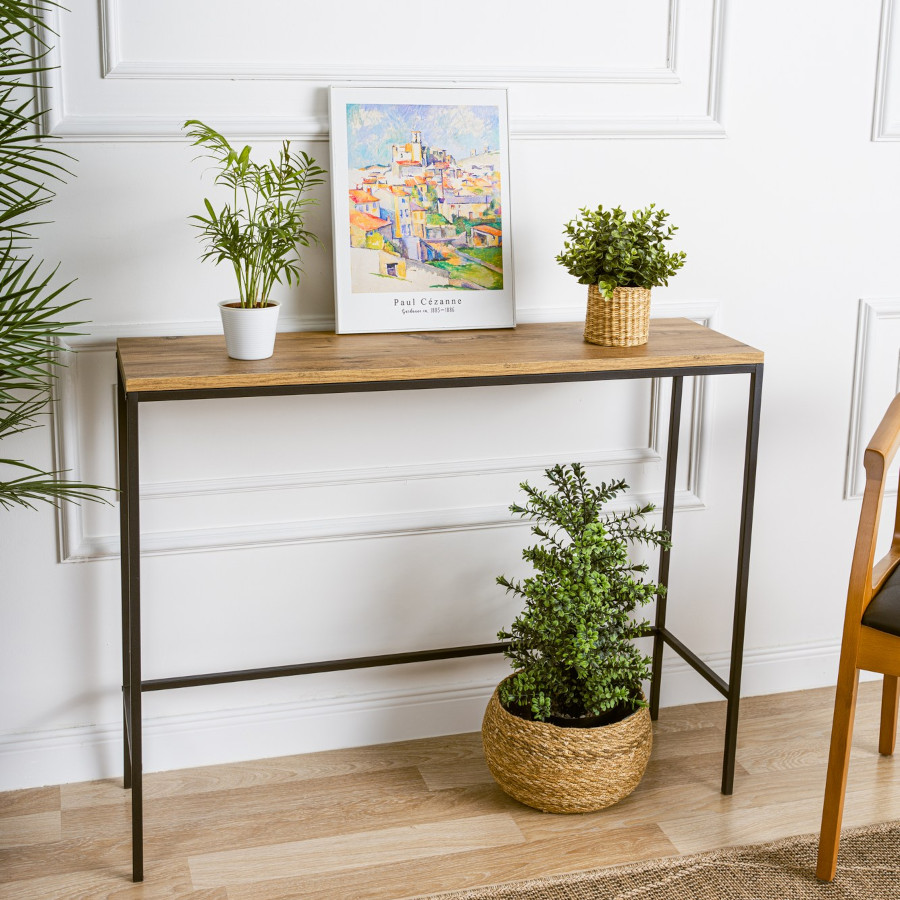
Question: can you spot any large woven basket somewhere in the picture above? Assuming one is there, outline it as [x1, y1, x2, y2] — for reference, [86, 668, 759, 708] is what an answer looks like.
[481, 684, 652, 814]
[584, 285, 651, 347]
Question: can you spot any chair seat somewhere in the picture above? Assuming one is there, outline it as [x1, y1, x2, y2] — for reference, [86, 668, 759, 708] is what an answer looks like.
[862, 565, 900, 637]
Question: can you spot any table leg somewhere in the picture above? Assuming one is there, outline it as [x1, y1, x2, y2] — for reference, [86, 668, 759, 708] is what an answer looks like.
[650, 376, 684, 719]
[117, 375, 131, 791]
[120, 386, 144, 881]
[721, 364, 764, 795]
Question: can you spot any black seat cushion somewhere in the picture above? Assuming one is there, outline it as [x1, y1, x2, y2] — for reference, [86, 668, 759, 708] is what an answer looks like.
[862, 565, 900, 637]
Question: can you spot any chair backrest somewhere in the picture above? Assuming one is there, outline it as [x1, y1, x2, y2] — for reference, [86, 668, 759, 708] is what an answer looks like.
[850, 392, 900, 622]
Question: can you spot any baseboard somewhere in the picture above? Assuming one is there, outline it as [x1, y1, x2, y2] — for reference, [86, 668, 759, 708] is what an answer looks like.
[0, 639, 861, 792]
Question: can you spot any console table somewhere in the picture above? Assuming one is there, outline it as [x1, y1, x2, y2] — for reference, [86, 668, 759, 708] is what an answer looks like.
[117, 319, 763, 881]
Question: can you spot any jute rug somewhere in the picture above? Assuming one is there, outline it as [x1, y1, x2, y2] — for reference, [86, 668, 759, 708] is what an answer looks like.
[419, 821, 900, 899]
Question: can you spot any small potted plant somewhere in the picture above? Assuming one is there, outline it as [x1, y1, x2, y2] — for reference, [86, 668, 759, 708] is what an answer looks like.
[183, 120, 327, 360]
[556, 204, 686, 348]
[482, 463, 670, 813]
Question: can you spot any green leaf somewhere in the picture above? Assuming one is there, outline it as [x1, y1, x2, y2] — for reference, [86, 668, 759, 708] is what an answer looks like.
[556, 204, 686, 290]
[496, 463, 669, 722]
[182, 119, 327, 305]
[0, 1, 113, 512]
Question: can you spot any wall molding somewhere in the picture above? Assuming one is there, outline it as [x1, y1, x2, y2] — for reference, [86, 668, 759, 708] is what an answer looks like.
[139, 450, 663, 504]
[100, 63, 683, 88]
[52, 344, 89, 564]
[40, 1, 727, 142]
[0, 635, 850, 791]
[65, 494, 704, 564]
[512, 115, 726, 141]
[46, 115, 728, 144]
[53, 302, 719, 563]
[649, 300, 717, 504]
[705, 0, 726, 126]
[845, 298, 900, 499]
[99, 0, 680, 84]
[873, 0, 899, 140]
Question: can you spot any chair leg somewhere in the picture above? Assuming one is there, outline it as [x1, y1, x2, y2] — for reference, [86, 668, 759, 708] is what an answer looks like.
[879, 675, 900, 756]
[817, 666, 860, 882]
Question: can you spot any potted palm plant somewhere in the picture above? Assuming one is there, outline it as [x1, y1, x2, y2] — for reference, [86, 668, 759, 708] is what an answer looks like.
[556, 204, 686, 348]
[183, 121, 327, 360]
[482, 463, 670, 813]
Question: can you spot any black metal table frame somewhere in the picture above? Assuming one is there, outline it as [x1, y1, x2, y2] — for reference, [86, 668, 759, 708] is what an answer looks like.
[118, 361, 764, 882]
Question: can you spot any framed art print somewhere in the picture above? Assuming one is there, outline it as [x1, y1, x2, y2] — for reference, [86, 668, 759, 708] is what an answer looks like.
[329, 86, 514, 334]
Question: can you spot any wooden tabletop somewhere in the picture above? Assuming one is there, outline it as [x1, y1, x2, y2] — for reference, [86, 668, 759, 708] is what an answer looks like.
[116, 319, 763, 393]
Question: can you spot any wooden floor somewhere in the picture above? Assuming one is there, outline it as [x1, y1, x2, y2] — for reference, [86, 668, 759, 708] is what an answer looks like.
[2, 682, 899, 900]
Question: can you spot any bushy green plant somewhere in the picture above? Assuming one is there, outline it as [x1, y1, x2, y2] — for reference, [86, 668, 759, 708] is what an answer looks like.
[0, 0, 110, 510]
[183, 121, 327, 308]
[497, 463, 670, 724]
[556, 204, 686, 300]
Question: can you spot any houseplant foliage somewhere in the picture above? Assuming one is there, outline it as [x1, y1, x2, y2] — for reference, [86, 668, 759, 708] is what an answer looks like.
[496, 462, 671, 724]
[183, 120, 327, 309]
[556, 204, 686, 300]
[0, 0, 108, 510]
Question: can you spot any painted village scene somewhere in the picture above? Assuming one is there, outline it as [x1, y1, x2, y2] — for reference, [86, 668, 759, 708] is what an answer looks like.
[345, 103, 504, 293]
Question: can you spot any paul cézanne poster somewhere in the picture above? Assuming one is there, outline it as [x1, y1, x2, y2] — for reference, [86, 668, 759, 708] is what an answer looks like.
[329, 87, 514, 334]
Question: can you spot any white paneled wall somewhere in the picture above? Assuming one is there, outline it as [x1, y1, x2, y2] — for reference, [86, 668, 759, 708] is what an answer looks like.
[1, 0, 899, 790]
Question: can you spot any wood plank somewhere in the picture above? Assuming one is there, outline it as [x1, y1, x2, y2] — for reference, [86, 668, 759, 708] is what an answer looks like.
[60, 733, 483, 810]
[117, 320, 763, 393]
[0, 860, 223, 900]
[659, 778, 900, 855]
[188, 813, 525, 889]
[0, 785, 59, 819]
[419, 754, 493, 791]
[59, 771, 492, 852]
[2, 768, 430, 883]
[652, 703, 723, 733]
[62, 764, 426, 823]
[0, 811, 61, 849]
[737, 733, 873, 775]
[225, 824, 675, 900]
[646, 723, 725, 761]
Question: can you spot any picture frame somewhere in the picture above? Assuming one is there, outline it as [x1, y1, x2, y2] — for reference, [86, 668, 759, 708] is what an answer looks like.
[329, 86, 515, 334]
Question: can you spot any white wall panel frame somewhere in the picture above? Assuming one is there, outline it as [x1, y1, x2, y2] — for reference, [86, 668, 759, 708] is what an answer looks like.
[40, 0, 728, 141]
[845, 298, 900, 499]
[99, 0, 682, 84]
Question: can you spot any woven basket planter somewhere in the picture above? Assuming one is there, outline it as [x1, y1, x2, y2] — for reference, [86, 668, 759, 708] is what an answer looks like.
[481, 684, 652, 814]
[584, 285, 651, 348]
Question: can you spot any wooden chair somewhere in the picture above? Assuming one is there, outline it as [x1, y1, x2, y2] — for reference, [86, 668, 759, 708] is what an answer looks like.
[817, 393, 900, 881]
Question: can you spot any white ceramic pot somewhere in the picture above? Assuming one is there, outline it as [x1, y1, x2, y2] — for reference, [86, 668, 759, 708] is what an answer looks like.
[218, 300, 280, 360]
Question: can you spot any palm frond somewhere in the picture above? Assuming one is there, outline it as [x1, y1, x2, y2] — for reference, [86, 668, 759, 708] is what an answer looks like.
[0, 390, 48, 437]
[0, 1, 61, 49]
[0, 458, 113, 510]
[0, 0, 111, 513]
[183, 120, 326, 306]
